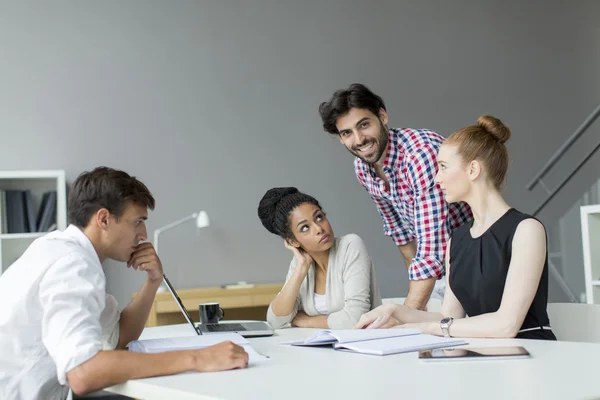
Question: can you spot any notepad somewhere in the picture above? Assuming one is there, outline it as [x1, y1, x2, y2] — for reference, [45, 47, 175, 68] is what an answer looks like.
[282, 328, 421, 346]
[128, 333, 269, 364]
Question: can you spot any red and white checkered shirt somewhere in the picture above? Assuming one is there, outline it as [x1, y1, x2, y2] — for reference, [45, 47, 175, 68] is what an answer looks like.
[355, 127, 472, 280]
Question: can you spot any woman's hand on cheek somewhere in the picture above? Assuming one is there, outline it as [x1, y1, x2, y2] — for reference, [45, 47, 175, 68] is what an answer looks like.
[284, 240, 313, 275]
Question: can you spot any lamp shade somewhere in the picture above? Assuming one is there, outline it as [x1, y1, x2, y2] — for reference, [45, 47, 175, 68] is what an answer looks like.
[195, 210, 210, 228]
[154, 209, 211, 293]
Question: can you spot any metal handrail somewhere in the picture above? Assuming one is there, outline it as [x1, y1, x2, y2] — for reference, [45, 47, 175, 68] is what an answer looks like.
[548, 259, 577, 303]
[525, 103, 600, 303]
[527, 103, 600, 191]
[532, 140, 600, 216]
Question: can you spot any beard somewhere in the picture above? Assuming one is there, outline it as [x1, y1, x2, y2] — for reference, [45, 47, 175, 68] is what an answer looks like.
[347, 120, 389, 165]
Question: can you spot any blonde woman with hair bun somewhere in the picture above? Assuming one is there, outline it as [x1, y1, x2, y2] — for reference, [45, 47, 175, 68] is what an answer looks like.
[356, 116, 557, 341]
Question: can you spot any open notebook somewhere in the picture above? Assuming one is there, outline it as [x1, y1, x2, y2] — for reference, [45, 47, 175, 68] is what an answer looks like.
[128, 333, 269, 364]
[335, 334, 467, 355]
[283, 329, 466, 356]
[284, 328, 421, 346]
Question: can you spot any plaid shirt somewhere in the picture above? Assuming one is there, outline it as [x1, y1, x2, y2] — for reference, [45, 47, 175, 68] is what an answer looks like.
[355, 127, 472, 280]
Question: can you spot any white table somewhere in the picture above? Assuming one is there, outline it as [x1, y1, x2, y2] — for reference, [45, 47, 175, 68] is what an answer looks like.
[105, 323, 600, 400]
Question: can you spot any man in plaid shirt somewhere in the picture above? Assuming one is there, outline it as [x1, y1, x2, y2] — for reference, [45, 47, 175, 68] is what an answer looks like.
[319, 84, 472, 310]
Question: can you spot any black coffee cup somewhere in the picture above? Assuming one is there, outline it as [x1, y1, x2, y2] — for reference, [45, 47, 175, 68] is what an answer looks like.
[198, 303, 225, 324]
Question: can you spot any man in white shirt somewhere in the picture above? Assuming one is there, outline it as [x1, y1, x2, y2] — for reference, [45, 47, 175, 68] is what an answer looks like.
[0, 167, 248, 400]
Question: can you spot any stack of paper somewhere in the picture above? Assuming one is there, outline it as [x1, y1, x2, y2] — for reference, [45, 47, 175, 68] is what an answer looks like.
[283, 329, 466, 356]
[128, 333, 269, 364]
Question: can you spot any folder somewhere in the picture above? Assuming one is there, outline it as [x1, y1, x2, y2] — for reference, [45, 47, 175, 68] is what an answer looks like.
[37, 191, 57, 232]
[5, 190, 26, 234]
[0, 190, 6, 233]
[23, 190, 36, 233]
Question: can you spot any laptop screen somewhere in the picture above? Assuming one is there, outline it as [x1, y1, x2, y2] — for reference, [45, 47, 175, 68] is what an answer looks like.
[162, 274, 200, 335]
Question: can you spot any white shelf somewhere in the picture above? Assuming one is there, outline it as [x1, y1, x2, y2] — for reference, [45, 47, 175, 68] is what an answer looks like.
[0, 170, 65, 179]
[581, 204, 600, 214]
[0, 170, 67, 275]
[581, 205, 600, 304]
[0, 233, 46, 240]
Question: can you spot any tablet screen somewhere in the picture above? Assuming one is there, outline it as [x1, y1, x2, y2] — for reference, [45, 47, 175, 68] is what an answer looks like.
[419, 346, 530, 361]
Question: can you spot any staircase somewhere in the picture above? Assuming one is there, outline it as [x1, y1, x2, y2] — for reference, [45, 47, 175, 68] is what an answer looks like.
[526, 103, 600, 302]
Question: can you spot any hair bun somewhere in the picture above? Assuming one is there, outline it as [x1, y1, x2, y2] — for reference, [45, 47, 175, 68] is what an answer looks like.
[477, 115, 511, 144]
[257, 187, 298, 234]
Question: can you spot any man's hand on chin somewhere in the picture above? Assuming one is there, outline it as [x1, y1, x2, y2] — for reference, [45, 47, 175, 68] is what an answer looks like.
[127, 242, 163, 283]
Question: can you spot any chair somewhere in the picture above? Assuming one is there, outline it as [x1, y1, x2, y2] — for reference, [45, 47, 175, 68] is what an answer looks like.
[547, 303, 600, 343]
[382, 297, 442, 312]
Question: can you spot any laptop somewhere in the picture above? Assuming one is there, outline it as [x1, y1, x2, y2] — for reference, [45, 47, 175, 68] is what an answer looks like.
[162, 274, 274, 338]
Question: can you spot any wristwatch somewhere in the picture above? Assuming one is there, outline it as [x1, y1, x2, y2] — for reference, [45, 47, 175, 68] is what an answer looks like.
[440, 316, 454, 338]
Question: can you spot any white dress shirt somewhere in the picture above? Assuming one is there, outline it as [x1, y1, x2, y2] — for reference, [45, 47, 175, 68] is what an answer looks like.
[0, 225, 120, 400]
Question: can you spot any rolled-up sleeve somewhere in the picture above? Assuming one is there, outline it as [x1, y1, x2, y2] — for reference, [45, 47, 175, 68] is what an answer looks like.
[266, 260, 301, 329]
[100, 294, 120, 350]
[327, 235, 373, 329]
[406, 146, 448, 280]
[39, 254, 106, 385]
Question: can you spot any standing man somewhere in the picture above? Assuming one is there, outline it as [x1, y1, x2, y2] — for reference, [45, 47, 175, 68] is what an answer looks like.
[0, 167, 247, 400]
[319, 83, 471, 310]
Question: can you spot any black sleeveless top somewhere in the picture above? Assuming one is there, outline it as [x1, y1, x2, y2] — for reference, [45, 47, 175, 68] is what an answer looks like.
[449, 208, 556, 340]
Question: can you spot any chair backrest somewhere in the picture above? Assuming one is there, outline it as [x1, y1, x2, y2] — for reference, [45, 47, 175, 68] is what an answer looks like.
[382, 297, 442, 312]
[381, 297, 406, 305]
[547, 303, 600, 343]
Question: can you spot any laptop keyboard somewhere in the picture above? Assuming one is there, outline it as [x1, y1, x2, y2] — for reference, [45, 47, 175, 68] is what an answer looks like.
[205, 323, 247, 332]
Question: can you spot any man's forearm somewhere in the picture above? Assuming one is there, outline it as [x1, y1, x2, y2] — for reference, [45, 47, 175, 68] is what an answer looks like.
[67, 349, 194, 395]
[118, 277, 162, 348]
[404, 278, 436, 310]
[397, 242, 417, 270]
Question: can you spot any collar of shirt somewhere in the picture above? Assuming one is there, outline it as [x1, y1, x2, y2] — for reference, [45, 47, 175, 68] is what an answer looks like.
[63, 224, 102, 266]
[356, 127, 404, 178]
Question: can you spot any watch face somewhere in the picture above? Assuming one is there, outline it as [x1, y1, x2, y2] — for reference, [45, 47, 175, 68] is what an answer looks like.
[441, 317, 452, 325]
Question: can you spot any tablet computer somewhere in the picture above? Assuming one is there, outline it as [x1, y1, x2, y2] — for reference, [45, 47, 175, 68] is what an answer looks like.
[419, 346, 530, 362]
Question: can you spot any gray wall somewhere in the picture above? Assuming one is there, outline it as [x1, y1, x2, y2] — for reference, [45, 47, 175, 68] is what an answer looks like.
[1, 1, 599, 308]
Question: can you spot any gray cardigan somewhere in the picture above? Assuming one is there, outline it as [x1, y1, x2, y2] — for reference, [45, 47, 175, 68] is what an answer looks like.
[267, 234, 381, 329]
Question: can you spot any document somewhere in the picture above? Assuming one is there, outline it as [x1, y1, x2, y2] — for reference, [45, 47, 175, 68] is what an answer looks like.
[128, 333, 269, 364]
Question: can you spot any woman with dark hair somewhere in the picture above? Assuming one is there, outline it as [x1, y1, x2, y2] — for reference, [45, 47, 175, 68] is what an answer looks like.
[356, 116, 556, 340]
[259, 187, 381, 329]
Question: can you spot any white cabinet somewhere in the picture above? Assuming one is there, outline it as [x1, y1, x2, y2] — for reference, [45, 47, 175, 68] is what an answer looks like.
[581, 204, 600, 304]
[0, 170, 67, 275]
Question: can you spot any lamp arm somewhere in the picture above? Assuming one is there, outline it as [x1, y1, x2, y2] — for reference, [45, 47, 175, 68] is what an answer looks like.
[153, 213, 198, 254]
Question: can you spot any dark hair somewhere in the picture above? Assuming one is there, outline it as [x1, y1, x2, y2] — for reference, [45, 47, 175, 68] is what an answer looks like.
[68, 167, 155, 228]
[319, 83, 386, 135]
[447, 115, 512, 189]
[257, 187, 321, 239]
